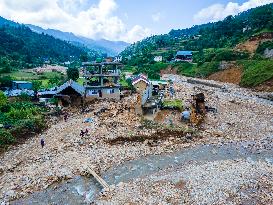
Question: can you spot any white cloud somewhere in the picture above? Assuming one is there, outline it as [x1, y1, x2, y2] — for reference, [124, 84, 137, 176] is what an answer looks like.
[194, 0, 273, 24]
[152, 12, 162, 22]
[0, 0, 151, 43]
[123, 25, 152, 43]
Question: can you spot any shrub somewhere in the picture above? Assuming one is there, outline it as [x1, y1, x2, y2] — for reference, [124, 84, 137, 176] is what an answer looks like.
[214, 49, 249, 61]
[163, 100, 183, 111]
[256, 41, 273, 54]
[0, 130, 16, 146]
[67, 67, 79, 81]
[0, 91, 7, 108]
[11, 117, 46, 138]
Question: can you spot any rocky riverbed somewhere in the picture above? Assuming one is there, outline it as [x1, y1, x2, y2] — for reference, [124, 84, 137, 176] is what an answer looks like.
[1, 75, 272, 204]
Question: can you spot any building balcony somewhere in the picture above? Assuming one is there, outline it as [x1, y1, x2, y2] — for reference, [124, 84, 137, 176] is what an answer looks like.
[84, 73, 120, 77]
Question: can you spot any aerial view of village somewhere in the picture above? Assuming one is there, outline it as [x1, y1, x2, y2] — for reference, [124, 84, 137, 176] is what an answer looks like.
[0, 0, 272, 204]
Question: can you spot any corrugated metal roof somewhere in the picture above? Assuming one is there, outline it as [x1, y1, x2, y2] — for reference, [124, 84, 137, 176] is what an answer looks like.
[12, 81, 32, 84]
[132, 74, 150, 85]
[56, 80, 85, 96]
[38, 90, 57, 96]
[176, 51, 192, 56]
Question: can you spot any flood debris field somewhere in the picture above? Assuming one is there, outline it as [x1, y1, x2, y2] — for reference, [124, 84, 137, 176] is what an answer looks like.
[1, 74, 273, 204]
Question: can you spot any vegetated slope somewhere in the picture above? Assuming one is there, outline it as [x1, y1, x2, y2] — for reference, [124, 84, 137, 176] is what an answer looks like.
[121, 4, 273, 88]
[26, 24, 129, 56]
[0, 25, 88, 68]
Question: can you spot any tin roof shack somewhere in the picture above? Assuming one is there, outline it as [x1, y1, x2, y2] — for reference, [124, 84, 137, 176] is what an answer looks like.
[55, 80, 84, 107]
[175, 51, 193, 62]
[12, 81, 33, 90]
[83, 62, 123, 101]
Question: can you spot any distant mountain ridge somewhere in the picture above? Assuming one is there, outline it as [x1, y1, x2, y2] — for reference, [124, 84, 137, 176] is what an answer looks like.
[26, 24, 129, 56]
[0, 16, 129, 56]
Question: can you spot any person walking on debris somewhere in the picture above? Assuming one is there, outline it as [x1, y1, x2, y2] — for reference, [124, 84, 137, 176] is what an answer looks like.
[85, 128, 89, 136]
[40, 138, 45, 148]
[80, 130, 85, 137]
[64, 113, 68, 122]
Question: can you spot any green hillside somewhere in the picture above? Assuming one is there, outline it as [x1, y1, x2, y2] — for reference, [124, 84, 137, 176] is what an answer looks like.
[121, 4, 273, 87]
[0, 18, 103, 73]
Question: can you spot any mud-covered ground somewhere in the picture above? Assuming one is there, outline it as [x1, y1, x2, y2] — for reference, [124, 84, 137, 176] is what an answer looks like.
[1, 74, 273, 204]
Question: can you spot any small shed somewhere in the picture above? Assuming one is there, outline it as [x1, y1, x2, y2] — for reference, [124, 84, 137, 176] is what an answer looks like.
[55, 80, 85, 107]
[12, 81, 33, 90]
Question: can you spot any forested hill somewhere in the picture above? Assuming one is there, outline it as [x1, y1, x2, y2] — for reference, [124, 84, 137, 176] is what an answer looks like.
[121, 3, 273, 62]
[26, 24, 129, 56]
[0, 19, 102, 69]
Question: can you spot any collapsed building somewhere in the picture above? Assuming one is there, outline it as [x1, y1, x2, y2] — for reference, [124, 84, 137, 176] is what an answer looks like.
[131, 74, 169, 115]
[55, 80, 85, 107]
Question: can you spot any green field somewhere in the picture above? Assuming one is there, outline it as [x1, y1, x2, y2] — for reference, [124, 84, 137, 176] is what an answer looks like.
[3, 70, 66, 89]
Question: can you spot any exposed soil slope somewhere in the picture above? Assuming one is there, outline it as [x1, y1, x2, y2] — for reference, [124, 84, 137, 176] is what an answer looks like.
[235, 32, 273, 54]
[207, 67, 242, 85]
[255, 78, 273, 92]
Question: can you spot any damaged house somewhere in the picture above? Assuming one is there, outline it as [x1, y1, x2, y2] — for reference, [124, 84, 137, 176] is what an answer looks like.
[82, 62, 123, 100]
[132, 74, 153, 114]
[55, 80, 85, 107]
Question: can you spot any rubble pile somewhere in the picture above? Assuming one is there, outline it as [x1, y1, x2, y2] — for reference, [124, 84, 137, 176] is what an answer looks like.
[0, 96, 202, 203]
[0, 74, 272, 204]
[164, 74, 273, 140]
[97, 158, 272, 204]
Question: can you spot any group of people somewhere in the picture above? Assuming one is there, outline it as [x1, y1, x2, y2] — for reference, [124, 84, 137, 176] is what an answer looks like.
[80, 128, 89, 137]
[40, 113, 90, 148]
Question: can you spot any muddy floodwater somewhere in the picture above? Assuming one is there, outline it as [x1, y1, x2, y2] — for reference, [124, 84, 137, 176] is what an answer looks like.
[12, 138, 273, 205]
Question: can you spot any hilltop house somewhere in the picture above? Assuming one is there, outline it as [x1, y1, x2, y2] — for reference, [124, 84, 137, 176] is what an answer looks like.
[154, 56, 163, 62]
[175, 51, 193, 62]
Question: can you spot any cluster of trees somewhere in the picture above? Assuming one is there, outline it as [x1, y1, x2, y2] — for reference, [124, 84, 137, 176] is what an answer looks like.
[0, 92, 46, 147]
[193, 49, 250, 64]
[0, 25, 87, 69]
[0, 22, 106, 72]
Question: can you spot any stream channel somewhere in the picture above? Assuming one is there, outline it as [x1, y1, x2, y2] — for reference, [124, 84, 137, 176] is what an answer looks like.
[12, 138, 273, 205]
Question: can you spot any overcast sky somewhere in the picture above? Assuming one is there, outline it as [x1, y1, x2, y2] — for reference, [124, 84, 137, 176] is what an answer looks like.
[0, 0, 272, 43]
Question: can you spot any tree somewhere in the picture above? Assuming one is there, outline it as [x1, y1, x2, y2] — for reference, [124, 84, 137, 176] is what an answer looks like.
[0, 91, 7, 108]
[80, 53, 89, 62]
[0, 57, 12, 73]
[32, 80, 43, 91]
[67, 67, 79, 81]
[0, 76, 13, 88]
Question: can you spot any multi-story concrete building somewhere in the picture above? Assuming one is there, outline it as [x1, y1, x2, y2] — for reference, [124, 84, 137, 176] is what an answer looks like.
[82, 62, 123, 100]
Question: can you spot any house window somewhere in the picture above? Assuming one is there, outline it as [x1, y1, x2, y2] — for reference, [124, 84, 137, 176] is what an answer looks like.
[109, 89, 115, 94]
[91, 90, 98, 94]
[88, 90, 98, 95]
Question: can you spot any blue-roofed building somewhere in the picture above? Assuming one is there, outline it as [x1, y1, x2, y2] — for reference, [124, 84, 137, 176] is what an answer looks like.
[175, 51, 193, 62]
[12, 81, 33, 90]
